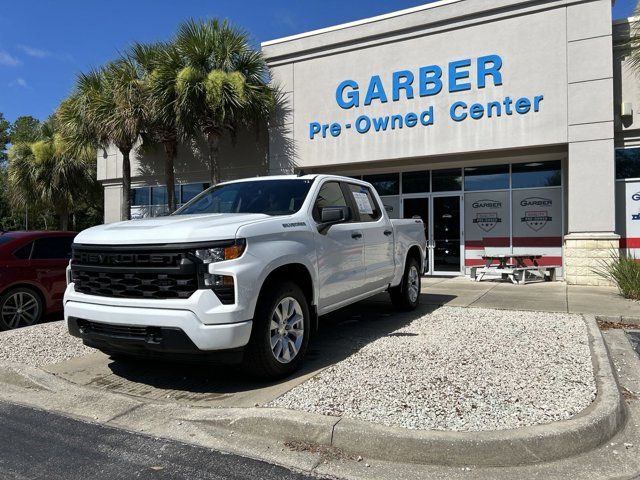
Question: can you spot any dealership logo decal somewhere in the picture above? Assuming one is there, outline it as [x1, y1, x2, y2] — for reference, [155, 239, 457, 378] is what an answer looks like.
[522, 210, 552, 231]
[472, 199, 502, 209]
[520, 197, 552, 207]
[473, 212, 501, 232]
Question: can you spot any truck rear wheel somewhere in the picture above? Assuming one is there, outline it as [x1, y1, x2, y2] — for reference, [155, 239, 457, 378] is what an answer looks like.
[243, 281, 310, 379]
[389, 256, 421, 311]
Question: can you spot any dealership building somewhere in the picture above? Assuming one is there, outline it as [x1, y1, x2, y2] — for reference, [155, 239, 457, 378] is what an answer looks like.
[98, 0, 640, 286]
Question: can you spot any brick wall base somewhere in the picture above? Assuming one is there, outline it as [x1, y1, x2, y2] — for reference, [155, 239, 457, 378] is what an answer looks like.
[563, 234, 620, 286]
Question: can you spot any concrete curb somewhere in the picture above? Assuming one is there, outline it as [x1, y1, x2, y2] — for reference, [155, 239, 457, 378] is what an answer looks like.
[331, 315, 625, 465]
[190, 315, 628, 466]
[0, 315, 627, 468]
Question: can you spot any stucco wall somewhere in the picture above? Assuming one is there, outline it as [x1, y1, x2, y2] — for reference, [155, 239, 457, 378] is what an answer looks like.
[98, 126, 268, 222]
[267, 6, 569, 170]
[614, 18, 640, 146]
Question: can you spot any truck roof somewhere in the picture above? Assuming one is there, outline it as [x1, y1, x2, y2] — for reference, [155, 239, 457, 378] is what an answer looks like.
[217, 174, 369, 185]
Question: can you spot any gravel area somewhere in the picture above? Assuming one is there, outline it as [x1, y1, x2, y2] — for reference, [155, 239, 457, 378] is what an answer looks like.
[269, 307, 597, 432]
[0, 321, 93, 367]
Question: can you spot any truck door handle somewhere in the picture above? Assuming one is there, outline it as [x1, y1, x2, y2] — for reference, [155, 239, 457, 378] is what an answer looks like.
[351, 232, 363, 239]
[383, 230, 393, 236]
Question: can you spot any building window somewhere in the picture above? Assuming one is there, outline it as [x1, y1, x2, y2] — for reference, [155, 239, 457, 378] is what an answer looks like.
[616, 148, 640, 179]
[363, 173, 400, 196]
[402, 171, 429, 194]
[464, 165, 509, 191]
[181, 183, 210, 204]
[432, 168, 462, 192]
[512, 161, 561, 188]
[131, 187, 150, 206]
[151, 186, 168, 206]
[131, 182, 210, 218]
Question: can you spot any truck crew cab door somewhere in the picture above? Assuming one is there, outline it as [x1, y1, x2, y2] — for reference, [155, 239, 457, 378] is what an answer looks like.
[345, 183, 395, 291]
[312, 181, 365, 313]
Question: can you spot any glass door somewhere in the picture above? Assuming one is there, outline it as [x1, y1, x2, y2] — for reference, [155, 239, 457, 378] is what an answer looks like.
[431, 195, 462, 274]
[402, 197, 429, 274]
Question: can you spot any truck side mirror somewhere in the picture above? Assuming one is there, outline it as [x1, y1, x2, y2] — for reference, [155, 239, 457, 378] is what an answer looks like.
[318, 206, 350, 233]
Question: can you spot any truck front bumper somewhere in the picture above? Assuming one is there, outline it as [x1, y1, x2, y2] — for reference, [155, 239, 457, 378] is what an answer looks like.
[65, 300, 252, 359]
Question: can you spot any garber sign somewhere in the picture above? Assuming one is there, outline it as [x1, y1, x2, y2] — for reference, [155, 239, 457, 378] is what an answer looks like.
[309, 54, 544, 140]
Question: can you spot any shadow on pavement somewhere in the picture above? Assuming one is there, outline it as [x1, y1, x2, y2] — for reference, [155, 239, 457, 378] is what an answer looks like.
[97, 293, 450, 403]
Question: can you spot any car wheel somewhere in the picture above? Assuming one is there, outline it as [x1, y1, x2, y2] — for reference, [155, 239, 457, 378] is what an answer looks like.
[0, 287, 44, 330]
[390, 256, 421, 311]
[243, 281, 310, 380]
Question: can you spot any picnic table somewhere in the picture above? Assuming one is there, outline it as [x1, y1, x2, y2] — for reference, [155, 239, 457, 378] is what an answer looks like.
[470, 253, 559, 284]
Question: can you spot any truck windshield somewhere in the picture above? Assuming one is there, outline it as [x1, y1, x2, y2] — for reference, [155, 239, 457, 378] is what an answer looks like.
[175, 179, 314, 216]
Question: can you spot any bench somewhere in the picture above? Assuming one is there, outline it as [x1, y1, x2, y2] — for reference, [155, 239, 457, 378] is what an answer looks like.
[470, 248, 560, 284]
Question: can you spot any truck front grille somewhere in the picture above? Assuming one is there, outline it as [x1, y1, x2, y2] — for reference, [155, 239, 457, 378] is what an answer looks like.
[71, 245, 201, 300]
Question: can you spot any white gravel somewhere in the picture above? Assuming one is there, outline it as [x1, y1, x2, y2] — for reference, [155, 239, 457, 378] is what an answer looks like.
[269, 307, 597, 432]
[0, 321, 93, 367]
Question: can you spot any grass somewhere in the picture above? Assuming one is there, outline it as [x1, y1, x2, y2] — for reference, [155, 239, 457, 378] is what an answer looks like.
[595, 250, 640, 300]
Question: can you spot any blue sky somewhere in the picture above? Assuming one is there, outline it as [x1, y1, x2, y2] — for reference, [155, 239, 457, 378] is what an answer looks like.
[0, 0, 637, 123]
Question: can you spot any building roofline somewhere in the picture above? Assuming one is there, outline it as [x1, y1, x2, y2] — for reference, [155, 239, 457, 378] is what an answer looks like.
[260, 0, 462, 47]
[613, 15, 639, 25]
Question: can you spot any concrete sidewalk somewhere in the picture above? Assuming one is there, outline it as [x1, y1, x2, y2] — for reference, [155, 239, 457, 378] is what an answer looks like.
[421, 276, 640, 319]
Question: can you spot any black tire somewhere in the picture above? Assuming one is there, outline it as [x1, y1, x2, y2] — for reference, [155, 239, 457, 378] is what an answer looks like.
[389, 256, 421, 311]
[243, 281, 311, 380]
[0, 287, 44, 331]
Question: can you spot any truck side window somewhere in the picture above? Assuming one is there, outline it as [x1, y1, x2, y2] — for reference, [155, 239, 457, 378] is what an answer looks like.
[313, 182, 348, 222]
[347, 184, 382, 222]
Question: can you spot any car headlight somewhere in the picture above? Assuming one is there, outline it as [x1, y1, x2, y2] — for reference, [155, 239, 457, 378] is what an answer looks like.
[194, 239, 246, 264]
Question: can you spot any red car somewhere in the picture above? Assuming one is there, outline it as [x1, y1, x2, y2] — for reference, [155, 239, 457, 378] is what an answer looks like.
[0, 231, 76, 330]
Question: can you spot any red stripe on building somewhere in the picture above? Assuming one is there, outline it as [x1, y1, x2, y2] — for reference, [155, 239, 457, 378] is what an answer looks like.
[465, 237, 510, 248]
[620, 238, 640, 248]
[465, 256, 563, 267]
[512, 237, 562, 247]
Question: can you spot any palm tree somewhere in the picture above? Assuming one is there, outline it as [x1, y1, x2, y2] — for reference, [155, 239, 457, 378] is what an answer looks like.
[58, 59, 147, 221]
[130, 42, 181, 213]
[7, 117, 96, 230]
[628, 3, 640, 72]
[172, 19, 275, 185]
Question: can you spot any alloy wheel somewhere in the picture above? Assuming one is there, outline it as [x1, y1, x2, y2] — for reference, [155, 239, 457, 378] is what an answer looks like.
[269, 296, 305, 364]
[407, 265, 420, 303]
[1, 291, 40, 329]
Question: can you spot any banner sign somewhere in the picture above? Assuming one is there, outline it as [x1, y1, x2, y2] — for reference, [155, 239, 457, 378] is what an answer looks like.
[615, 180, 640, 246]
[464, 191, 510, 245]
[511, 188, 562, 243]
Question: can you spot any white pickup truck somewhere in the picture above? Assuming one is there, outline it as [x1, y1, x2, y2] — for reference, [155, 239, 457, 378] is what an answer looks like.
[64, 175, 426, 378]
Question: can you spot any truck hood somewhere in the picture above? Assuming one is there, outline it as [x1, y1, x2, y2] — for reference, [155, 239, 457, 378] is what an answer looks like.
[74, 213, 270, 245]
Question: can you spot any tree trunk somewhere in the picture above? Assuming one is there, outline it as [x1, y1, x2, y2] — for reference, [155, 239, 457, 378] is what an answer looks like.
[163, 140, 177, 213]
[206, 132, 221, 185]
[59, 210, 69, 231]
[121, 148, 132, 221]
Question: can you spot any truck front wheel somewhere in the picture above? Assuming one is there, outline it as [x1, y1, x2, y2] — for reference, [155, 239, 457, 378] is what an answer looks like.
[389, 256, 421, 311]
[243, 282, 310, 379]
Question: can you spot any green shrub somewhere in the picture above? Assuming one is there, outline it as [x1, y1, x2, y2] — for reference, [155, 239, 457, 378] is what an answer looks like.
[595, 250, 640, 299]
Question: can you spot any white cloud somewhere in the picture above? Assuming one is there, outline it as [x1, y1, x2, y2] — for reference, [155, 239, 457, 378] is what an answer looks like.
[16, 44, 74, 63]
[17, 44, 51, 58]
[0, 50, 20, 66]
[9, 77, 29, 88]
[273, 11, 298, 31]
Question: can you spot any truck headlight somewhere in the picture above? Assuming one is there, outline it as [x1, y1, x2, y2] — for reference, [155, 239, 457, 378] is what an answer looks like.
[194, 239, 246, 264]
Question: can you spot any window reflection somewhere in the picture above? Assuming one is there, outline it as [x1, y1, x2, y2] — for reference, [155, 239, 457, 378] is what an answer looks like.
[464, 165, 509, 191]
[512, 161, 561, 188]
[363, 173, 400, 195]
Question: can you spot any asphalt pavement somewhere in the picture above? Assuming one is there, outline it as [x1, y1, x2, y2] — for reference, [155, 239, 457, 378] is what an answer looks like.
[0, 401, 318, 480]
